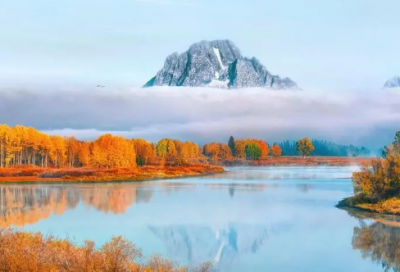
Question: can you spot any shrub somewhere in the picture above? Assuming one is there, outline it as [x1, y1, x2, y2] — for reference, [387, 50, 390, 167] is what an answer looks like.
[0, 229, 215, 272]
[352, 132, 400, 200]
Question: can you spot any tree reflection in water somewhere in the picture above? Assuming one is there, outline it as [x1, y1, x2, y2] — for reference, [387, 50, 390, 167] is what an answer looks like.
[342, 208, 400, 272]
[0, 184, 152, 228]
[0, 182, 267, 228]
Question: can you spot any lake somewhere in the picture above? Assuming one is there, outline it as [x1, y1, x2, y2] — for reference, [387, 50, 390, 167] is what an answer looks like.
[1, 166, 399, 272]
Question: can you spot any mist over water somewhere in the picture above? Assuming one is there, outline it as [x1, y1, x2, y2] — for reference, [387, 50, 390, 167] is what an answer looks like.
[0, 87, 399, 148]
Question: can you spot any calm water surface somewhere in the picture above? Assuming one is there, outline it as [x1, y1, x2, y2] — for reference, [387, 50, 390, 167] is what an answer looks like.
[1, 166, 399, 272]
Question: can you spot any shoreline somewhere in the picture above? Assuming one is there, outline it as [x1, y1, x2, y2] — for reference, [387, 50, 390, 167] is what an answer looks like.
[0, 165, 225, 184]
[337, 196, 400, 216]
[0, 157, 369, 184]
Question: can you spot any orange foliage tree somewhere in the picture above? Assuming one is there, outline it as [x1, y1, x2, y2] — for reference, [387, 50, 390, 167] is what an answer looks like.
[0, 124, 208, 169]
[132, 139, 156, 166]
[91, 134, 136, 168]
[231, 138, 269, 161]
[270, 144, 282, 157]
[0, 124, 297, 168]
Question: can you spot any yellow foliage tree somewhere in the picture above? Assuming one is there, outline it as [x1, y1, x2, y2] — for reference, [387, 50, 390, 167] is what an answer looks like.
[296, 138, 314, 157]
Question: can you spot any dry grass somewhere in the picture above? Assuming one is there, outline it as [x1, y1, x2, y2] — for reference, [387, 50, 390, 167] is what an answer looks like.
[0, 229, 214, 272]
[339, 194, 400, 215]
[0, 167, 44, 177]
[356, 198, 400, 215]
[0, 165, 225, 183]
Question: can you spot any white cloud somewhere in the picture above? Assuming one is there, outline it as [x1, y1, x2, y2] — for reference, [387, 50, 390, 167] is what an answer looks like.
[0, 87, 399, 148]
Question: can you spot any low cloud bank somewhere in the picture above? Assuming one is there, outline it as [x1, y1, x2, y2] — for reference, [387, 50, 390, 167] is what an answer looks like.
[0, 87, 399, 148]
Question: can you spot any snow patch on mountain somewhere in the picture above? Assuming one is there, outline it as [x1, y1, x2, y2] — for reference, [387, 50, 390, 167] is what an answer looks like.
[213, 47, 226, 70]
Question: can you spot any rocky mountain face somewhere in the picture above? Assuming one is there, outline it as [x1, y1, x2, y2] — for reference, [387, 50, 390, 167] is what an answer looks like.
[383, 76, 400, 88]
[144, 40, 298, 89]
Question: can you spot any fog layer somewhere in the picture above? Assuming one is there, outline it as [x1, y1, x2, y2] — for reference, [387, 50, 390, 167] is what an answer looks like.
[1, 87, 399, 148]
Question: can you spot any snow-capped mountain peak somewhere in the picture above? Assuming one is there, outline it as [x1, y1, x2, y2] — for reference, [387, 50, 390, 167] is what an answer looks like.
[144, 39, 298, 90]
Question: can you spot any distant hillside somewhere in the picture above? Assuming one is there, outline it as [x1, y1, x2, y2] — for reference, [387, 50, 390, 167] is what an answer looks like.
[383, 76, 400, 88]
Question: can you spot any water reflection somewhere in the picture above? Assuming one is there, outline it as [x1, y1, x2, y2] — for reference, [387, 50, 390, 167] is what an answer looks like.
[296, 183, 313, 193]
[341, 208, 400, 272]
[0, 182, 268, 228]
[0, 184, 151, 228]
[149, 224, 281, 271]
[0, 167, 368, 272]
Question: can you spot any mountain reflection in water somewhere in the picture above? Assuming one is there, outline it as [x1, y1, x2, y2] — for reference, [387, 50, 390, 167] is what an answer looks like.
[149, 223, 291, 271]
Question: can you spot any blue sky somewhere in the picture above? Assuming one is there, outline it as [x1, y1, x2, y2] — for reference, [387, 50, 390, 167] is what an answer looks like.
[1, 0, 399, 92]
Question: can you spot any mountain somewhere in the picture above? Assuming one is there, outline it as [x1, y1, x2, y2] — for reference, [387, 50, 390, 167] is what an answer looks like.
[144, 40, 298, 89]
[383, 76, 400, 88]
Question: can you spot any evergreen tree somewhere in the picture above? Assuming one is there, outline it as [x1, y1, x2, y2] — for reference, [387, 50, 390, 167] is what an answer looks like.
[228, 136, 236, 157]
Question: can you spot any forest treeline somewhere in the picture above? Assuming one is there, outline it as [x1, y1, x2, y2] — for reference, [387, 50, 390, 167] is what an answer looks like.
[0, 124, 368, 168]
[279, 139, 371, 157]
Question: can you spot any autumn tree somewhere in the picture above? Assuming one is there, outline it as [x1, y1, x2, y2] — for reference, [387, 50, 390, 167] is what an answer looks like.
[0, 123, 288, 169]
[245, 143, 261, 160]
[258, 140, 269, 159]
[25, 127, 41, 165]
[166, 140, 177, 160]
[219, 144, 233, 161]
[173, 140, 182, 156]
[156, 138, 177, 166]
[383, 131, 400, 157]
[66, 137, 81, 167]
[296, 138, 314, 157]
[91, 134, 136, 168]
[78, 142, 91, 167]
[10, 125, 26, 165]
[38, 133, 52, 167]
[0, 124, 205, 169]
[204, 143, 220, 163]
[204, 142, 233, 163]
[234, 140, 246, 159]
[156, 139, 168, 161]
[231, 139, 269, 161]
[179, 141, 199, 164]
[50, 136, 67, 168]
[353, 131, 400, 200]
[270, 144, 282, 157]
[0, 125, 10, 167]
[132, 139, 155, 166]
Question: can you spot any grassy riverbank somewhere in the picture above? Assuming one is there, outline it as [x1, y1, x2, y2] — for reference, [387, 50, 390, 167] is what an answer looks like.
[0, 165, 225, 183]
[338, 194, 400, 215]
